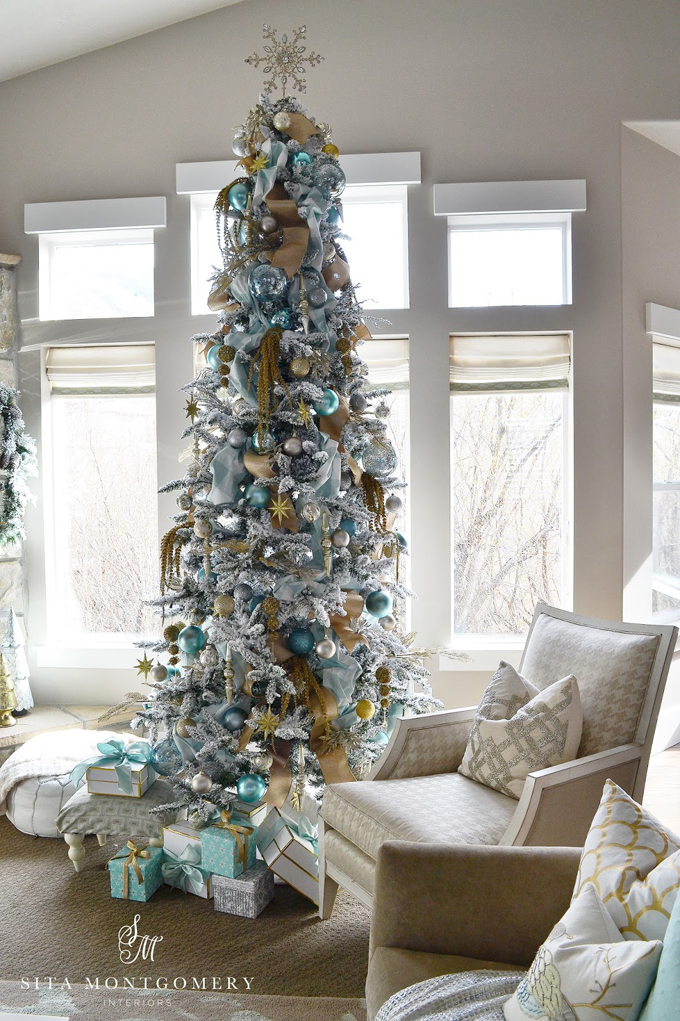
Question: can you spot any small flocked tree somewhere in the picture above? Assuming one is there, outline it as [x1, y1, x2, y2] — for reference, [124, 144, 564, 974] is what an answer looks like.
[135, 27, 439, 824]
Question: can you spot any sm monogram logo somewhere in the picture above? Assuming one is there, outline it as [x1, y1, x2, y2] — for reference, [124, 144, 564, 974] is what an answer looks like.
[118, 914, 164, 964]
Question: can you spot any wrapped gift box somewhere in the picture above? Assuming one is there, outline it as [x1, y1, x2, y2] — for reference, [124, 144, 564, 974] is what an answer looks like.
[108, 842, 163, 902]
[256, 807, 319, 905]
[162, 820, 202, 858]
[87, 762, 154, 798]
[230, 798, 269, 830]
[162, 821, 212, 899]
[213, 861, 275, 918]
[200, 815, 256, 878]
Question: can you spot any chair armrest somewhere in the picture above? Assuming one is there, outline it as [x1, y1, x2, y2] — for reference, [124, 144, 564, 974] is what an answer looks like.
[501, 743, 643, 846]
[368, 707, 476, 780]
[370, 841, 581, 966]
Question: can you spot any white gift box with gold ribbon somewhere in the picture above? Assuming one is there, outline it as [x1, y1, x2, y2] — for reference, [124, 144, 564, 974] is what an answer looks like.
[257, 807, 319, 905]
[86, 763, 154, 797]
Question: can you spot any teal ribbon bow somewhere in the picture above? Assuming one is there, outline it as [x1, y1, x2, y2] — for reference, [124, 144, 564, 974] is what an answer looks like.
[70, 738, 153, 795]
[161, 845, 210, 896]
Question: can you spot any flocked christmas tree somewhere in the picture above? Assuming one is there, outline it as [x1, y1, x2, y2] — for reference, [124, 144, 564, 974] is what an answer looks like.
[134, 26, 439, 824]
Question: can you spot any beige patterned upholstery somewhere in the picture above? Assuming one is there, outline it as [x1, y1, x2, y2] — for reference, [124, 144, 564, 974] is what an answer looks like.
[386, 717, 472, 780]
[324, 827, 377, 897]
[322, 772, 517, 861]
[56, 778, 179, 837]
[520, 613, 659, 756]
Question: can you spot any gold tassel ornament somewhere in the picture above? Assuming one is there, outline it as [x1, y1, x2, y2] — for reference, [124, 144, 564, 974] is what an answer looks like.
[160, 524, 187, 594]
[247, 327, 292, 444]
[361, 474, 388, 531]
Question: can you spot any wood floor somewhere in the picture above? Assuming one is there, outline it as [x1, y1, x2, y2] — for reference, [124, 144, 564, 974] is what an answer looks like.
[643, 743, 680, 834]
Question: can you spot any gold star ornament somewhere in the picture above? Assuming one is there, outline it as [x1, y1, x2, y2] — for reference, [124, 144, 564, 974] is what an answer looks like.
[135, 653, 153, 678]
[256, 708, 280, 742]
[297, 397, 311, 427]
[269, 493, 292, 526]
[249, 153, 269, 173]
[185, 395, 199, 422]
[245, 25, 324, 96]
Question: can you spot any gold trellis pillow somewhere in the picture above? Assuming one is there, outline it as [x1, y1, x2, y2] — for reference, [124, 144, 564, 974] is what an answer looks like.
[458, 661, 583, 799]
[573, 779, 680, 941]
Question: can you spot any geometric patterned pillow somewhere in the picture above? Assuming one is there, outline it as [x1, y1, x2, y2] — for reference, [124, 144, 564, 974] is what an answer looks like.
[458, 661, 583, 799]
[573, 779, 680, 941]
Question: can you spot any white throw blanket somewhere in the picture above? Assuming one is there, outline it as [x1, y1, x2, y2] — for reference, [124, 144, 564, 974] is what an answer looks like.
[0, 729, 133, 814]
[374, 971, 523, 1021]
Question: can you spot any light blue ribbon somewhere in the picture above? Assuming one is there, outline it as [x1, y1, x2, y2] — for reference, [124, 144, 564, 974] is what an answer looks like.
[70, 738, 152, 795]
[252, 140, 289, 210]
[257, 804, 318, 857]
[208, 442, 247, 505]
[161, 844, 210, 896]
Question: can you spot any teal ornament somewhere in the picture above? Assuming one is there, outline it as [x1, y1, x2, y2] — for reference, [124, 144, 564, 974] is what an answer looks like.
[327, 205, 341, 225]
[313, 389, 339, 417]
[314, 162, 346, 199]
[396, 531, 408, 549]
[178, 625, 207, 654]
[245, 483, 270, 508]
[251, 431, 276, 453]
[151, 738, 183, 776]
[223, 706, 248, 732]
[249, 593, 265, 612]
[238, 220, 248, 246]
[166, 666, 180, 678]
[197, 566, 217, 582]
[288, 627, 315, 655]
[228, 182, 249, 211]
[340, 518, 356, 537]
[237, 773, 268, 803]
[362, 440, 398, 478]
[206, 344, 222, 371]
[292, 151, 312, 167]
[269, 308, 292, 329]
[365, 589, 394, 618]
[251, 263, 288, 301]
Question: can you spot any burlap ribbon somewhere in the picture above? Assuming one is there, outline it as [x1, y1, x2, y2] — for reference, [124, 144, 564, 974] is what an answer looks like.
[308, 684, 355, 785]
[263, 739, 292, 808]
[243, 450, 298, 531]
[211, 809, 254, 865]
[111, 840, 150, 900]
[329, 590, 368, 653]
[286, 113, 321, 145]
[264, 183, 309, 279]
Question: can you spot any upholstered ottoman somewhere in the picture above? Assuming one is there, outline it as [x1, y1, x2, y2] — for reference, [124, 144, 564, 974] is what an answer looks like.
[7, 773, 78, 837]
[56, 779, 180, 872]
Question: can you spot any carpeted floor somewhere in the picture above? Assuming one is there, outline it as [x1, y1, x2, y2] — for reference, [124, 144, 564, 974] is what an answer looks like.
[0, 818, 370, 1000]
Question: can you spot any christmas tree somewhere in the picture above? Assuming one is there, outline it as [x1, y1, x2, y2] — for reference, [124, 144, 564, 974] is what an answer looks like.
[135, 26, 439, 824]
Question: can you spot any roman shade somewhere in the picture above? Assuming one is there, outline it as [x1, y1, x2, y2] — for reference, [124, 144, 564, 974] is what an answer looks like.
[449, 334, 570, 393]
[362, 337, 409, 390]
[45, 344, 155, 395]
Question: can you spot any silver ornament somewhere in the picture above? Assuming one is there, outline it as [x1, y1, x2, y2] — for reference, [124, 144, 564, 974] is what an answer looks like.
[191, 771, 213, 794]
[349, 392, 368, 413]
[386, 494, 402, 513]
[234, 582, 253, 601]
[177, 493, 192, 510]
[149, 664, 168, 683]
[376, 402, 391, 419]
[380, 613, 397, 631]
[228, 427, 248, 448]
[232, 133, 249, 157]
[340, 471, 353, 490]
[301, 501, 321, 522]
[200, 645, 220, 667]
[273, 111, 291, 131]
[315, 638, 337, 659]
[261, 214, 279, 234]
[193, 518, 212, 539]
[331, 528, 350, 548]
[282, 435, 303, 456]
[322, 241, 336, 263]
[252, 750, 274, 770]
[363, 440, 398, 478]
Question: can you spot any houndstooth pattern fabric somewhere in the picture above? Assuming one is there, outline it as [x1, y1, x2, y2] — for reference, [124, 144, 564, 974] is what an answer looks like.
[385, 717, 474, 780]
[324, 827, 377, 894]
[520, 614, 660, 756]
[55, 778, 179, 837]
[321, 772, 517, 860]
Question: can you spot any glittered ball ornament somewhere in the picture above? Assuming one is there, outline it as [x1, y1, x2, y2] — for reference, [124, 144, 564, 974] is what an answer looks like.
[355, 699, 376, 720]
[228, 182, 250, 211]
[349, 392, 368, 413]
[178, 625, 206, 655]
[245, 483, 271, 508]
[292, 151, 312, 167]
[365, 589, 394, 618]
[151, 739, 183, 776]
[273, 111, 291, 131]
[191, 770, 213, 794]
[251, 263, 288, 302]
[385, 494, 402, 513]
[251, 431, 276, 453]
[282, 435, 303, 456]
[177, 493, 192, 510]
[379, 613, 397, 631]
[315, 637, 337, 659]
[234, 582, 253, 601]
[331, 528, 350, 548]
[288, 627, 315, 655]
[237, 773, 268, 803]
[314, 162, 346, 199]
[223, 706, 248, 732]
[260, 214, 279, 234]
[200, 645, 220, 667]
[176, 717, 197, 738]
[227, 427, 248, 448]
[313, 389, 340, 417]
[252, 751, 274, 771]
[149, 664, 169, 683]
[213, 593, 235, 617]
[362, 440, 398, 478]
[301, 501, 321, 522]
[193, 518, 212, 539]
[308, 287, 327, 308]
[269, 309, 292, 329]
[376, 402, 391, 419]
[289, 356, 310, 378]
[322, 142, 340, 158]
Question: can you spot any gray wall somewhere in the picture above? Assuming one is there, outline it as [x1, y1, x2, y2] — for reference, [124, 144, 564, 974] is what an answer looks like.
[0, 0, 679, 705]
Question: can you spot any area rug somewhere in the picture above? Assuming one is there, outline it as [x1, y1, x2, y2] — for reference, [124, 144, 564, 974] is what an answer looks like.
[0, 980, 367, 1020]
[0, 818, 370, 999]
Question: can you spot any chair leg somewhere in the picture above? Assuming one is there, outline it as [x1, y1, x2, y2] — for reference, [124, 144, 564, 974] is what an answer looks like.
[96, 833, 107, 847]
[64, 833, 86, 872]
[319, 871, 340, 920]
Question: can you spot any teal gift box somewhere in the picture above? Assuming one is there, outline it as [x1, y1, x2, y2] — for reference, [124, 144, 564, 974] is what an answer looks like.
[199, 814, 256, 878]
[108, 841, 163, 902]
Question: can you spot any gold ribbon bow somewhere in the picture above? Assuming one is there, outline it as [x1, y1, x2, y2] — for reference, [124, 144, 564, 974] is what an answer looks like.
[213, 810, 254, 865]
[113, 840, 150, 900]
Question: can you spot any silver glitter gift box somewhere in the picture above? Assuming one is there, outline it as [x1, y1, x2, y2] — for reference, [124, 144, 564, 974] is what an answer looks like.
[212, 860, 275, 918]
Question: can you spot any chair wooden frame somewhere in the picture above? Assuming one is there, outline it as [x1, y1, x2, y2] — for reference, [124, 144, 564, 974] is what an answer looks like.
[318, 602, 678, 918]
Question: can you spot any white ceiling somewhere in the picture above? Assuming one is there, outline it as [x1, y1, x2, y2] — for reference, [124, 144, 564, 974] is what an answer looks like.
[0, 0, 247, 83]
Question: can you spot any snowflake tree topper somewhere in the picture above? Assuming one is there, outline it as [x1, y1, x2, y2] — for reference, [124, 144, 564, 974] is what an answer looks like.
[245, 25, 324, 96]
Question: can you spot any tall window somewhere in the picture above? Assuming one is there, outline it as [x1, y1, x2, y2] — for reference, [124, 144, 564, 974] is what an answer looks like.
[341, 185, 409, 309]
[652, 337, 680, 623]
[450, 334, 571, 637]
[39, 229, 155, 320]
[45, 346, 159, 641]
[191, 193, 222, 315]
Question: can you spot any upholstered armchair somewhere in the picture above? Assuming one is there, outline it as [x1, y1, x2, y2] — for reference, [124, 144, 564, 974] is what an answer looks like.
[318, 603, 677, 919]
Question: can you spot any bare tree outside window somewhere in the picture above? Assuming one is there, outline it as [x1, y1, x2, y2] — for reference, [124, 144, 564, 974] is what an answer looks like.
[451, 391, 564, 635]
[652, 400, 680, 620]
[51, 395, 159, 637]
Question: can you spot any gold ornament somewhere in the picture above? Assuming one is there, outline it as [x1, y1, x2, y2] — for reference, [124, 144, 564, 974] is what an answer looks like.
[219, 345, 235, 363]
[289, 356, 310, 378]
[245, 25, 324, 97]
[256, 708, 280, 742]
[218, 364, 230, 377]
[335, 337, 351, 354]
[135, 653, 153, 678]
[250, 153, 269, 173]
[176, 717, 196, 738]
[224, 643, 235, 705]
[214, 593, 235, 617]
[164, 624, 180, 642]
[263, 595, 280, 633]
[322, 143, 340, 158]
[273, 110, 292, 131]
[269, 493, 292, 526]
[376, 665, 391, 685]
[185, 395, 199, 422]
[247, 327, 292, 446]
[0, 654, 17, 727]
[297, 397, 311, 427]
[168, 643, 180, 656]
[321, 509, 333, 577]
[355, 699, 376, 720]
